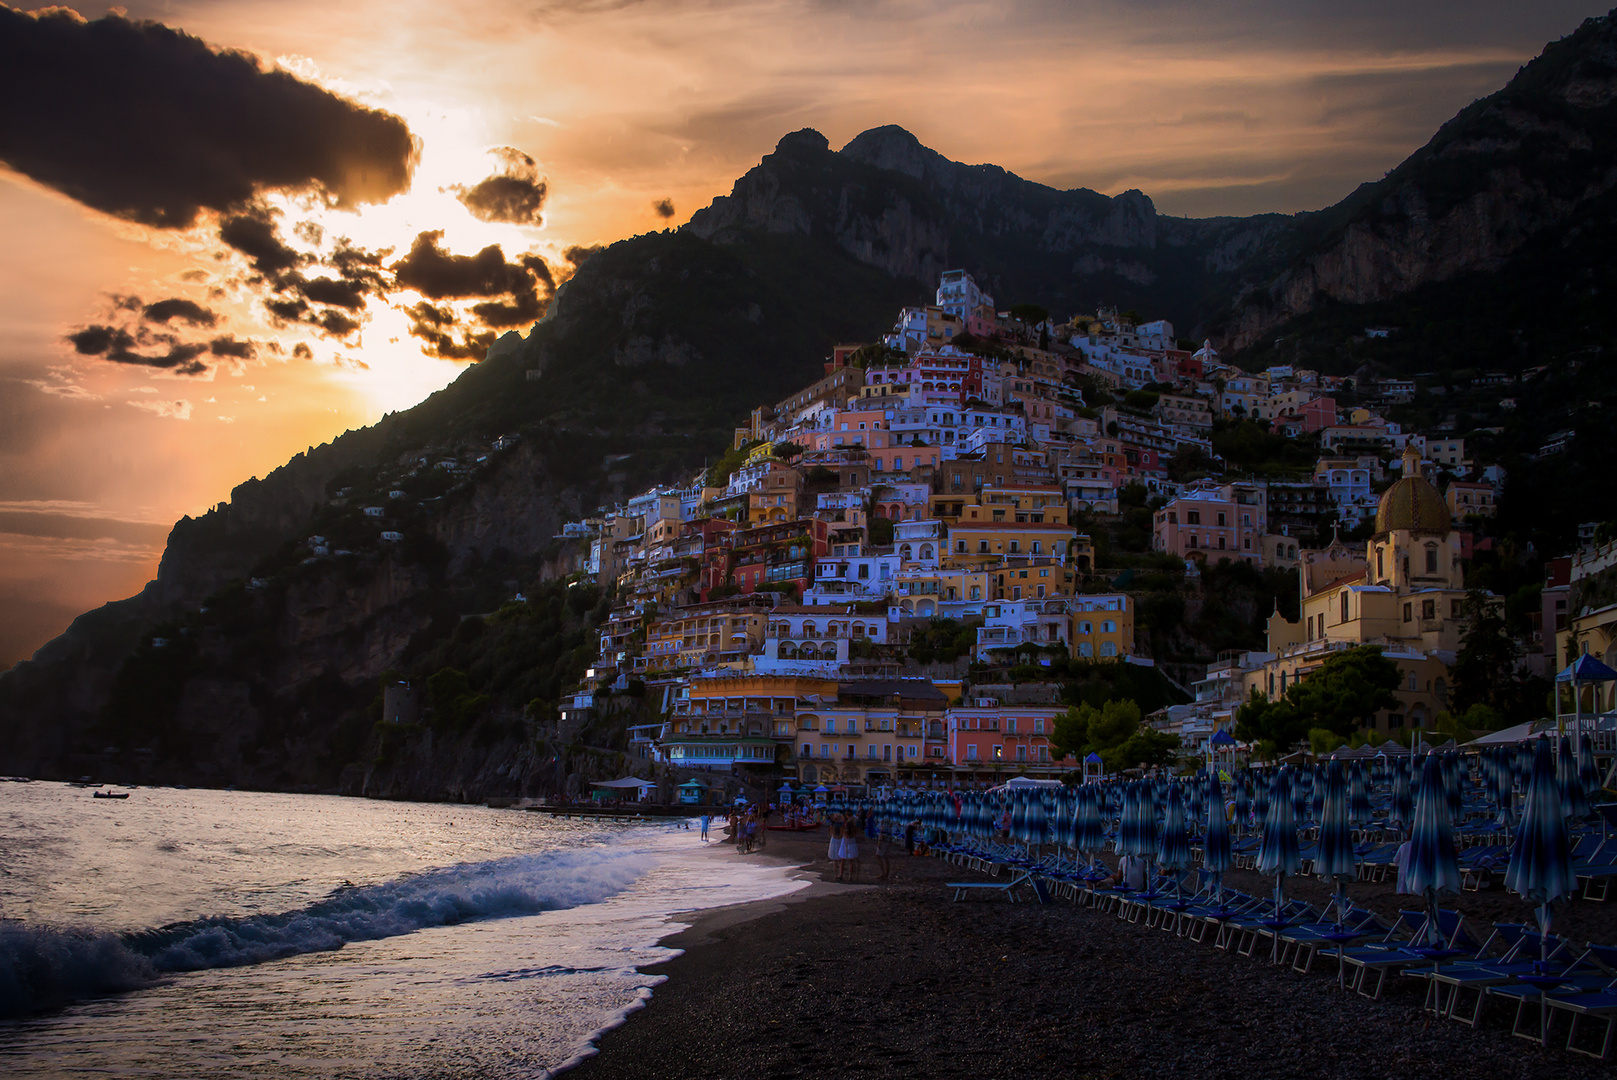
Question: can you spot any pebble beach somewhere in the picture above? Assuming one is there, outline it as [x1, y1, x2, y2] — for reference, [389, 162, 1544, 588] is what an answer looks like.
[570, 829, 1617, 1080]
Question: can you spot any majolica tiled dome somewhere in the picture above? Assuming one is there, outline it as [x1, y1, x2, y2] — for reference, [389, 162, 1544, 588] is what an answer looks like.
[1375, 468, 1449, 534]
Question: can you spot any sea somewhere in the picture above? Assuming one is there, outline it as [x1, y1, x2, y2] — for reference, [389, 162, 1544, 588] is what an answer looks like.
[0, 782, 804, 1078]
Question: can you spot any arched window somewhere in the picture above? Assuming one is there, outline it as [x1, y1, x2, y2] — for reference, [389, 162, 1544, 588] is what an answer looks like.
[919, 544, 934, 560]
[802, 621, 816, 637]
[852, 622, 866, 638]
[1100, 642, 1116, 657]
[900, 544, 913, 560]
[1079, 621, 1092, 634]
[1425, 544, 1438, 574]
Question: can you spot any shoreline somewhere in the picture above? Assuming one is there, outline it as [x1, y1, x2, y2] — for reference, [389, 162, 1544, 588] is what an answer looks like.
[568, 832, 1615, 1080]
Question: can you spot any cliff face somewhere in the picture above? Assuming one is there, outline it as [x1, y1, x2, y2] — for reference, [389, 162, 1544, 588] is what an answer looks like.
[689, 125, 1288, 332]
[1218, 10, 1617, 348]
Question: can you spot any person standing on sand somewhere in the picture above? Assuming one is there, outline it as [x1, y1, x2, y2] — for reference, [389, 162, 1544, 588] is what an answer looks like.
[756, 803, 769, 849]
[873, 815, 893, 882]
[699, 814, 710, 842]
[828, 813, 847, 881]
[842, 812, 863, 881]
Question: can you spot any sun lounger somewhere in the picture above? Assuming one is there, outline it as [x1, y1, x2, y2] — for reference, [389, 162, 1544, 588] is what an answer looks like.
[1338, 909, 1476, 1000]
[1414, 926, 1572, 1024]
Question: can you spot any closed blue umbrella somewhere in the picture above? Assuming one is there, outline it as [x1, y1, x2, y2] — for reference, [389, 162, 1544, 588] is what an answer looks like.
[1020, 791, 1050, 850]
[1202, 768, 1233, 905]
[1256, 767, 1300, 960]
[1252, 772, 1270, 826]
[1576, 728, 1601, 805]
[1349, 762, 1372, 826]
[1075, 787, 1104, 855]
[1391, 759, 1413, 834]
[1316, 760, 1357, 924]
[1407, 753, 1461, 943]
[1233, 779, 1251, 835]
[1557, 737, 1592, 821]
[1159, 790, 1192, 903]
[1504, 736, 1578, 965]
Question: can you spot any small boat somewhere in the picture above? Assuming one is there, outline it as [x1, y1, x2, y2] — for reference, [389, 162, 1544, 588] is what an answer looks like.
[92, 790, 130, 799]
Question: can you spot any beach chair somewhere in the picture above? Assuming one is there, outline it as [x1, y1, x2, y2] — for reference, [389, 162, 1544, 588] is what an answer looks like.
[1544, 950, 1617, 1060]
[1280, 907, 1388, 975]
[1414, 926, 1571, 1024]
[1337, 910, 1472, 1000]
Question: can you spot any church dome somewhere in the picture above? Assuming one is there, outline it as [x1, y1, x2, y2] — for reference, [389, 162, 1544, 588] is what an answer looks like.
[1375, 447, 1450, 534]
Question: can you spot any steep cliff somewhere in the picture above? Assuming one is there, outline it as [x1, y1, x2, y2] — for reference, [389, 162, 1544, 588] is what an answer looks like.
[1217, 9, 1617, 348]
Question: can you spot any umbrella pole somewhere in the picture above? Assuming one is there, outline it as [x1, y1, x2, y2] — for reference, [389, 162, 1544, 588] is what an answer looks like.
[1272, 873, 1284, 964]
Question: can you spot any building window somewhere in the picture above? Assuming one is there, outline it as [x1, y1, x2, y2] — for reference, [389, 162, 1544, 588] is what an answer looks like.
[1340, 592, 1349, 623]
[1423, 599, 1436, 620]
[1016, 745, 1028, 762]
[1403, 603, 1412, 622]
[1425, 546, 1438, 573]
[1187, 510, 1201, 525]
[966, 745, 979, 760]
[1451, 599, 1462, 618]
[993, 746, 1003, 760]
[1408, 671, 1417, 691]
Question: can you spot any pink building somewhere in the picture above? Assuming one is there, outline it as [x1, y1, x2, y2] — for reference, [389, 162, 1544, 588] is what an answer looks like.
[1152, 480, 1269, 565]
[945, 704, 1078, 779]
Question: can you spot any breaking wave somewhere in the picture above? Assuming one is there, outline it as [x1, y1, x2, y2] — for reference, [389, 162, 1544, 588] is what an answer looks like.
[1, 845, 651, 1019]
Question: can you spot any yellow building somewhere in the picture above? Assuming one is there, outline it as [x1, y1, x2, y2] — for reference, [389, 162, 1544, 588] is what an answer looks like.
[637, 597, 772, 673]
[1070, 594, 1134, 659]
[1563, 604, 1617, 711]
[944, 488, 1076, 572]
[1239, 445, 1489, 736]
[793, 678, 949, 788]
[664, 673, 837, 773]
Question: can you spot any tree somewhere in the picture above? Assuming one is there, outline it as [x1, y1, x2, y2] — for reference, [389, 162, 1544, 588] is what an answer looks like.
[1451, 590, 1521, 714]
[1234, 645, 1401, 754]
[1285, 645, 1401, 737]
[1233, 689, 1306, 754]
[1049, 698, 1179, 772]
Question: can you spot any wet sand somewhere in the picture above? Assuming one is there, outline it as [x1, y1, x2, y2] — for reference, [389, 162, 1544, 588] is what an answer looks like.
[568, 829, 1616, 1080]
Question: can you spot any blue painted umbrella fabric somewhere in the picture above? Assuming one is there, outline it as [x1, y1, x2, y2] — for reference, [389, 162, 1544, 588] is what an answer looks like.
[1316, 760, 1357, 880]
[1505, 736, 1577, 907]
[1158, 791, 1191, 871]
[1557, 738, 1592, 821]
[1202, 769, 1232, 874]
[1406, 754, 1462, 895]
[1257, 767, 1301, 877]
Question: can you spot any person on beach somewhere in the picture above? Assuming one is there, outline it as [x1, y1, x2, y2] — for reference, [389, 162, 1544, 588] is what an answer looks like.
[699, 814, 710, 842]
[1111, 853, 1148, 891]
[756, 803, 769, 849]
[828, 813, 847, 880]
[1393, 839, 1414, 893]
[842, 812, 863, 881]
[904, 819, 919, 856]
[873, 815, 893, 882]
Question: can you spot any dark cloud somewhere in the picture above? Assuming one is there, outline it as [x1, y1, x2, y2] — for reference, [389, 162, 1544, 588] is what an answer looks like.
[564, 244, 604, 267]
[0, 8, 417, 228]
[471, 291, 545, 328]
[299, 277, 368, 309]
[66, 324, 209, 374]
[316, 310, 361, 337]
[208, 336, 257, 359]
[292, 343, 313, 360]
[220, 209, 305, 280]
[652, 198, 676, 218]
[142, 298, 217, 327]
[391, 231, 539, 298]
[451, 147, 547, 225]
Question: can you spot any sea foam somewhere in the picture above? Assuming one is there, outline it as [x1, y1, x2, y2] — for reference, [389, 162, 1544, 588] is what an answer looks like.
[0, 845, 651, 1018]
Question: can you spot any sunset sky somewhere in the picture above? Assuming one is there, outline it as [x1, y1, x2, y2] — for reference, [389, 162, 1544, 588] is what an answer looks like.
[0, 0, 1604, 665]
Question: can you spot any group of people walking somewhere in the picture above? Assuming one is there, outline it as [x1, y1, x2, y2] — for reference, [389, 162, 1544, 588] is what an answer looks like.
[826, 808, 898, 883]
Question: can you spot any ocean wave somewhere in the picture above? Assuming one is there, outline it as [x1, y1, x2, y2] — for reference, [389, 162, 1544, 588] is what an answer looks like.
[0, 846, 651, 1019]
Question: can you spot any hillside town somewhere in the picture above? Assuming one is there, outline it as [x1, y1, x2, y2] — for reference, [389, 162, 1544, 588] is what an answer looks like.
[435, 271, 1582, 799]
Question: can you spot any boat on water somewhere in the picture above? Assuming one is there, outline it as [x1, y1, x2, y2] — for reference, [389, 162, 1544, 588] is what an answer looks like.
[92, 790, 130, 799]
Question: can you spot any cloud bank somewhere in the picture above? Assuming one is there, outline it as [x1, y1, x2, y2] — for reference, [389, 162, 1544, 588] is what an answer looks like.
[0, 6, 418, 227]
